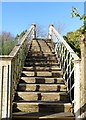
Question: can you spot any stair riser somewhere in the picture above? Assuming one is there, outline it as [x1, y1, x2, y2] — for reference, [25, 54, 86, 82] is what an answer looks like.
[22, 72, 63, 77]
[18, 84, 67, 92]
[12, 117, 75, 120]
[27, 53, 55, 56]
[26, 56, 57, 60]
[24, 64, 60, 67]
[20, 77, 64, 84]
[15, 93, 69, 102]
[25, 59, 57, 62]
[13, 103, 72, 113]
[23, 67, 60, 71]
[25, 61, 58, 64]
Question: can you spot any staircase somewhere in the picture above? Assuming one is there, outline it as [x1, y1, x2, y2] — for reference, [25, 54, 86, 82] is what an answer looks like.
[12, 39, 74, 119]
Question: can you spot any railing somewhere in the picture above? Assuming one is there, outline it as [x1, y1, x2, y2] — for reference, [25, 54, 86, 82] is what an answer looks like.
[0, 24, 36, 119]
[48, 25, 81, 118]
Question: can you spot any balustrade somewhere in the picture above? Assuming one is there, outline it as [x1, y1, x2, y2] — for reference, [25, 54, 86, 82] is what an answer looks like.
[0, 24, 36, 119]
[48, 25, 81, 119]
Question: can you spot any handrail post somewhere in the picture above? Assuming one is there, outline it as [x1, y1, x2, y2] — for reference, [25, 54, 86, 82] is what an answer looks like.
[0, 59, 12, 119]
[74, 59, 81, 119]
[32, 23, 36, 39]
[48, 24, 54, 39]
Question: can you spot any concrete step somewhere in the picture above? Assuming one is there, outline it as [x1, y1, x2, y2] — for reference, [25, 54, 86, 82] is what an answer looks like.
[21, 71, 63, 77]
[13, 102, 73, 113]
[12, 39, 74, 119]
[23, 66, 61, 71]
[30, 40, 54, 53]
[25, 59, 58, 63]
[12, 112, 75, 120]
[26, 56, 57, 60]
[26, 54, 56, 58]
[20, 77, 65, 84]
[27, 51, 55, 55]
[14, 92, 69, 102]
[24, 62, 60, 67]
[18, 84, 67, 92]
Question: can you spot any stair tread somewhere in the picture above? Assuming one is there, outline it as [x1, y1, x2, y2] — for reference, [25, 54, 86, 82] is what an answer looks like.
[23, 66, 61, 70]
[23, 70, 61, 72]
[13, 101, 72, 105]
[19, 77, 65, 84]
[19, 83, 66, 86]
[17, 91, 67, 94]
[21, 76, 63, 79]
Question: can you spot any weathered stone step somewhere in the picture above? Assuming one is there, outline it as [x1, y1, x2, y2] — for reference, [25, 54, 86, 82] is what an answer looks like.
[20, 77, 65, 84]
[25, 59, 58, 63]
[26, 56, 57, 60]
[23, 66, 61, 71]
[27, 51, 55, 54]
[24, 63, 60, 67]
[12, 112, 74, 120]
[26, 54, 56, 58]
[21, 71, 63, 77]
[13, 102, 72, 113]
[27, 48, 55, 56]
[18, 84, 67, 92]
[14, 92, 69, 102]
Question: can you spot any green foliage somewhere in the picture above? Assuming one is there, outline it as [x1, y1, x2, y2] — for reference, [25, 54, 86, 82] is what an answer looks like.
[65, 6, 86, 57]
[71, 6, 86, 21]
[15, 30, 27, 39]
[15, 34, 19, 40]
[71, 6, 86, 34]
[63, 28, 81, 57]
[0, 32, 17, 55]
[19, 31, 26, 38]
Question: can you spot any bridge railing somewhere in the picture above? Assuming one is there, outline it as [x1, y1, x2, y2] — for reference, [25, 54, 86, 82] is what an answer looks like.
[0, 24, 36, 119]
[48, 25, 81, 118]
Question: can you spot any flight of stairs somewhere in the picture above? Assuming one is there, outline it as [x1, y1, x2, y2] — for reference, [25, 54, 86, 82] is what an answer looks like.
[12, 39, 74, 120]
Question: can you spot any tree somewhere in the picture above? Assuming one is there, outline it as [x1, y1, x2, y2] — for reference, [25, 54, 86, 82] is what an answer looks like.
[15, 34, 19, 40]
[36, 24, 47, 37]
[0, 32, 17, 55]
[71, 6, 86, 34]
[63, 28, 81, 57]
[63, 7, 86, 57]
[54, 21, 65, 34]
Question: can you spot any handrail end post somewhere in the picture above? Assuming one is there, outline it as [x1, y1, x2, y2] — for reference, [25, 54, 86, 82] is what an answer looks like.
[31, 23, 36, 39]
[74, 59, 81, 119]
[48, 24, 54, 39]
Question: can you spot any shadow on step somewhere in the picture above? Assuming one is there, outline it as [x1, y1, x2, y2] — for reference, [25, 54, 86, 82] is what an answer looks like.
[13, 93, 24, 101]
[12, 112, 75, 120]
[21, 72, 62, 77]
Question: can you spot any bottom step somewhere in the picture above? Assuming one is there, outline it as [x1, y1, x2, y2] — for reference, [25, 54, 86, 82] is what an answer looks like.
[13, 102, 72, 113]
[13, 112, 75, 120]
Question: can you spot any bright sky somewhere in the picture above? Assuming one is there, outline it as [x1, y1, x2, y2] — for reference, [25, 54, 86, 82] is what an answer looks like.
[1, 2, 84, 37]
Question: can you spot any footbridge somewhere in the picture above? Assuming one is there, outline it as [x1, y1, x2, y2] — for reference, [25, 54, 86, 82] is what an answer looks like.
[0, 24, 86, 120]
